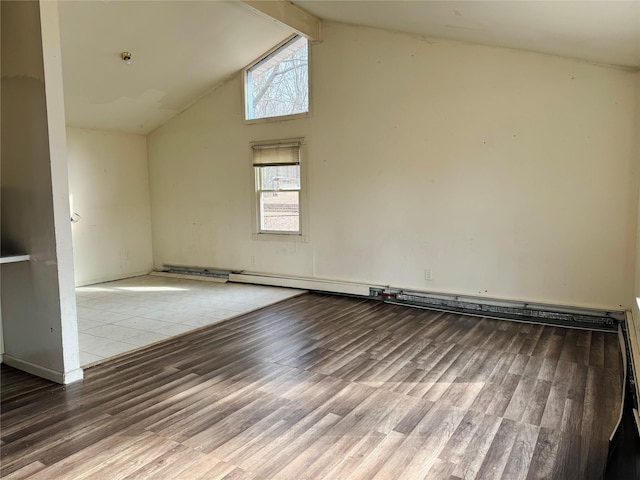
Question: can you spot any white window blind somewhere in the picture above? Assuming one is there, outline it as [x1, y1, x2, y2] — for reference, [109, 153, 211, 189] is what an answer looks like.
[252, 143, 300, 166]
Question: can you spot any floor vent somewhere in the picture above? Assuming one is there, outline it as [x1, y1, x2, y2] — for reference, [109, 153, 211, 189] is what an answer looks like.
[373, 288, 621, 332]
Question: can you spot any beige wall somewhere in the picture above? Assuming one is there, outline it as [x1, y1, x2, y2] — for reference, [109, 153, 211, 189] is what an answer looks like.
[149, 22, 639, 310]
[67, 127, 153, 286]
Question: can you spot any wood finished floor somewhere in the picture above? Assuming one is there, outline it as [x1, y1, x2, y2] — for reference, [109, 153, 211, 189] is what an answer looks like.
[0, 293, 623, 480]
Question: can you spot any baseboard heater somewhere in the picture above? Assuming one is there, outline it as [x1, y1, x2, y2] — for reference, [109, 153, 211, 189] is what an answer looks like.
[377, 288, 622, 332]
[157, 267, 375, 297]
[155, 264, 231, 282]
[158, 265, 621, 331]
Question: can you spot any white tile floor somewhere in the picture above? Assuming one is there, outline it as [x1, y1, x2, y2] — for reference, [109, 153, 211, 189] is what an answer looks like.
[76, 275, 305, 366]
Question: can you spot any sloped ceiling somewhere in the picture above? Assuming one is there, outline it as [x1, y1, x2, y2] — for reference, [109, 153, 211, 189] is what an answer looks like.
[58, 1, 640, 135]
[58, 1, 292, 135]
[296, 0, 640, 70]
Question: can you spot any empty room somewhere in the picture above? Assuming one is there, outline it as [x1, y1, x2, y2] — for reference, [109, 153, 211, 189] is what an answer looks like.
[1, 0, 639, 479]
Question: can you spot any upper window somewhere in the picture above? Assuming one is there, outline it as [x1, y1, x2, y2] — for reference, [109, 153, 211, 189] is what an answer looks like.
[244, 35, 309, 121]
[253, 140, 302, 235]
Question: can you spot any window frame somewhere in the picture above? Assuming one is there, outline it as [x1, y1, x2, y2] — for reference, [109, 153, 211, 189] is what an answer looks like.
[242, 34, 311, 125]
[251, 138, 307, 240]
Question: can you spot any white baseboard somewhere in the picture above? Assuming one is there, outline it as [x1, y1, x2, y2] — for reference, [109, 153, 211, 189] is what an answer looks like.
[3, 355, 83, 384]
[229, 272, 375, 296]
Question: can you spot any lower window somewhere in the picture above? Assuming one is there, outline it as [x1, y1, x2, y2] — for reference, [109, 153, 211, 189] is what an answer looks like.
[253, 140, 303, 235]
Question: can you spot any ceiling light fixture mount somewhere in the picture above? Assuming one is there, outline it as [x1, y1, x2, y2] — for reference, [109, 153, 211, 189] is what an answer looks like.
[120, 51, 132, 65]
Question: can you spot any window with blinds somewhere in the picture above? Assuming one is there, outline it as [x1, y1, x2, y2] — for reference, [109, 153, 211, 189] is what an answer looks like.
[252, 140, 302, 234]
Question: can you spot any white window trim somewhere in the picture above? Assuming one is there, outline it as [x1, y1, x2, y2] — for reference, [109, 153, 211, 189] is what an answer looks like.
[251, 138, 308, 242]
[242, 34, 312, 125]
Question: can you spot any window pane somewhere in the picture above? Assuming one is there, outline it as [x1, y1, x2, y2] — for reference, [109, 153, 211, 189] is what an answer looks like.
[260, 191, 299, 232]
[247, 35, 308, 120]
[259, 165, 300, 190]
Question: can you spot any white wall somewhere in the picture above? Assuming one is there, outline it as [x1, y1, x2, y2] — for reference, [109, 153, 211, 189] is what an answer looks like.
[1, 0, 81, 383]
[67, 127, 153, 286]
[632, 70, 640, 333]
[148, 22, 639, 310]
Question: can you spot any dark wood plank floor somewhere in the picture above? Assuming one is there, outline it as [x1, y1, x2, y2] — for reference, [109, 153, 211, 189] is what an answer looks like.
[0, 293, 623, 479]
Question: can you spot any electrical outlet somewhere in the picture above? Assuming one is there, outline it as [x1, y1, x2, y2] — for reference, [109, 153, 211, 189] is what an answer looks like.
[250, 255, 256, 266]
[425, 269, 433, 281]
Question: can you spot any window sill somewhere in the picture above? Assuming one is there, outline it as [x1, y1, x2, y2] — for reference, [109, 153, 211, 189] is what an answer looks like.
[252, 233, 309, 243]
[243, 111, 311, 126]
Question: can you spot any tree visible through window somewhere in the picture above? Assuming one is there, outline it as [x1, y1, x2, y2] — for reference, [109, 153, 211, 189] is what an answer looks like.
[245, 35, 309, 121]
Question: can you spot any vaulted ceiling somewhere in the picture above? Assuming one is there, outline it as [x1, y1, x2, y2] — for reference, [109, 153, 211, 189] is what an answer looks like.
[58, 1, 292, 134]
[58, 0, 640, 135]
[298, 1, 640, 69]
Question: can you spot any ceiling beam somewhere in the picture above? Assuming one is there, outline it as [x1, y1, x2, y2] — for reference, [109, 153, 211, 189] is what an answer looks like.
[242, 1, 321, 41]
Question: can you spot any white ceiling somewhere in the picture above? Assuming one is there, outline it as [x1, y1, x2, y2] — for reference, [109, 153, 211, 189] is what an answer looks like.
[297, 0, 640, 69]
[58, 1, 291, 134]
[58, 1, 640, 135]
